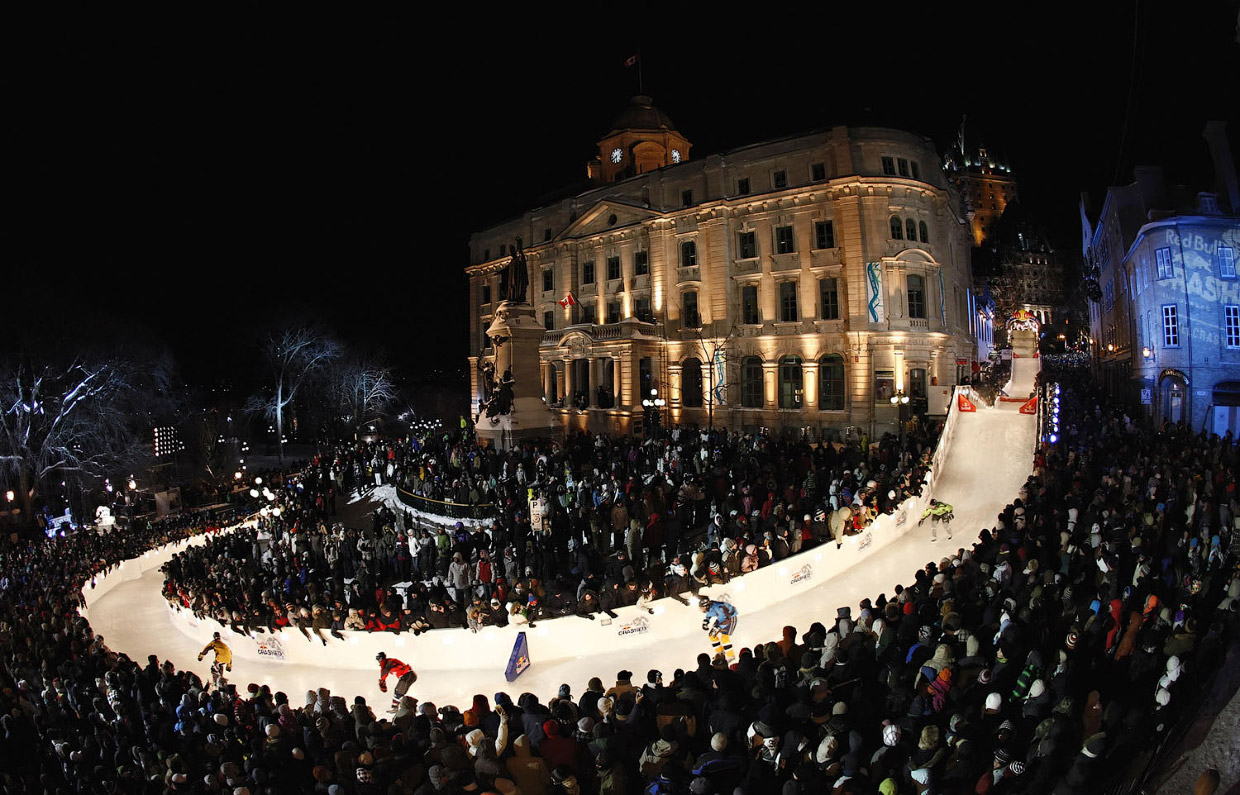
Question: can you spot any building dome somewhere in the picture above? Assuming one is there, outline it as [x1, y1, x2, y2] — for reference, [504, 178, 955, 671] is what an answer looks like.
[607, 95, 678, 134]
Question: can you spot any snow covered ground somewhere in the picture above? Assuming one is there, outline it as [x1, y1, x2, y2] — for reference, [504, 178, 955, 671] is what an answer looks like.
[87, 402, 1036, 711]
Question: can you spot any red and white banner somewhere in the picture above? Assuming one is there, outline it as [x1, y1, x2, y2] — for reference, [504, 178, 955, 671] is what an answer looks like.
[958, 393, 977, 412]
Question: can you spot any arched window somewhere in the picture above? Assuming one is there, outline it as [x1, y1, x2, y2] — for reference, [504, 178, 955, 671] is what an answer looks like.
[907, 274, 926, 319]
[818, 355, 845, 410]
[682, 358, 703, 407]
[778, 356, 803, 409]
[919, 221, 929, 244]
[741, 357, 764, 408]
[906, 218, 917, 242]
[890, 216, 903, 240]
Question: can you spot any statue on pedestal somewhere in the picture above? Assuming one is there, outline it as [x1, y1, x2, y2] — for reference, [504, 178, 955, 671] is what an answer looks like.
[499, 241, 530, 305]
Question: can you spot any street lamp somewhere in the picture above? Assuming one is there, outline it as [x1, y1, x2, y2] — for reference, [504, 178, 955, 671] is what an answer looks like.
[1141, 346, 1153, 360]
[642, 388, 667, 438]
[890, 389, 910, 442]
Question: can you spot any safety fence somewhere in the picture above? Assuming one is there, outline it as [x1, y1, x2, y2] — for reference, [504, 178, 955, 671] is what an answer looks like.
[394, 487, 496, 521]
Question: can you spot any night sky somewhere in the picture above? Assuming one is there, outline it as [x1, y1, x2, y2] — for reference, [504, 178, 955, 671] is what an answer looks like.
[5, 6, 1239, 392]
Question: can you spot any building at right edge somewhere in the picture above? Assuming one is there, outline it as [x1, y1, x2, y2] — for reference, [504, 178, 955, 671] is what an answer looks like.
[1085, 122, 1240, 436]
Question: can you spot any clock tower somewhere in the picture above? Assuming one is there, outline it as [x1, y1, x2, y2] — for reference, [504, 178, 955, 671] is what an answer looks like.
[589, 95, 691, 184]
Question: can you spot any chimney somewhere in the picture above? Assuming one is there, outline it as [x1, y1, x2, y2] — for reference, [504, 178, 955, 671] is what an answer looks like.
[1203, 121, 1240, 214]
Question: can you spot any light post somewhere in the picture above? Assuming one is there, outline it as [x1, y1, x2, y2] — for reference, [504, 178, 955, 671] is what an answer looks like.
[642, 388, 667, 439]
[890, 389, 910, 442]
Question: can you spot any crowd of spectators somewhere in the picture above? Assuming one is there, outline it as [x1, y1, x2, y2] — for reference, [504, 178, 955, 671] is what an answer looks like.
[159, 422, 939, 636]
[1, 377, 1238, 794]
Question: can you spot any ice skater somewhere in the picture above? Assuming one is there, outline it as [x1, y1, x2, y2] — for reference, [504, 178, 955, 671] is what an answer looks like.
[376, 651, 417, 713]
[918, 499, 954, 541]
[698, 595, 738, 663]
[197, 632, 232, 690]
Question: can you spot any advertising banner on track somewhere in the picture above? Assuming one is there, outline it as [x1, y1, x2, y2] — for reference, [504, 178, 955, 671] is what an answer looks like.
[254, 634, 286, 661]
[615, 615, 651, 638]
[504, 631, 531, 682]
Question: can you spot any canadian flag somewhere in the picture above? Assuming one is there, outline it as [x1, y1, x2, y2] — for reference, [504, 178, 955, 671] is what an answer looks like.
[558, 292, 577, 308]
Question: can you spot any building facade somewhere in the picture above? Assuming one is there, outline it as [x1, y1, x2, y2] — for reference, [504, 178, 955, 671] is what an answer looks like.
[466, 99, 979, 440]
[1086, 123, 1240, 435]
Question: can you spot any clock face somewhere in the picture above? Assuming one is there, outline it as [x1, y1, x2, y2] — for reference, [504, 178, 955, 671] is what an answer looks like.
[610, 148, 623, 164]
[671, 148, 682, 164]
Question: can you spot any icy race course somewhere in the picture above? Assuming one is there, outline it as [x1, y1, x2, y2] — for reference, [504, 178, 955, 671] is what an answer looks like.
[85, 403, 1035, 711]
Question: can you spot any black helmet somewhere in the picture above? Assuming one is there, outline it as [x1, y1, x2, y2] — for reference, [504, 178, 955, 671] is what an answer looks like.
[698, 595, 711, 608]
[213, 632, 221, 640]
[375, 652, 386, 661]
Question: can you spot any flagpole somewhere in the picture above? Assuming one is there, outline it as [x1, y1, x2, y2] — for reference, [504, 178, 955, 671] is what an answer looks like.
[637, 47, 643, 94]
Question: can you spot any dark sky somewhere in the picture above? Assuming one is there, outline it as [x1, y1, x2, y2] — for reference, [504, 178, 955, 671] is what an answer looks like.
[5, 5, 1239, 389]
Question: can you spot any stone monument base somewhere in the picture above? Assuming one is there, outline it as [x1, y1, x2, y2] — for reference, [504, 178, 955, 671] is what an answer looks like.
[475, 397, 557, 451]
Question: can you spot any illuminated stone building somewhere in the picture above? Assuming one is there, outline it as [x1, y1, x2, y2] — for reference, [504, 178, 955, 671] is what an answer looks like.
[1086, 122, 1240, 435]
[466, 97, 979, 439]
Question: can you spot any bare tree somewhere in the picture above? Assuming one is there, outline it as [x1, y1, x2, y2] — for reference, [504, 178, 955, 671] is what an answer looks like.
[0, 357, 149, 523]
[329, 356, 398, 435]
[668, 295, 740, 431]
[246, 326, 342, 462]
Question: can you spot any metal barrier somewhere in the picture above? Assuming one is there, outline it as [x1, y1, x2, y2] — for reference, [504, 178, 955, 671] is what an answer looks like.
[394, 488, 496, 521]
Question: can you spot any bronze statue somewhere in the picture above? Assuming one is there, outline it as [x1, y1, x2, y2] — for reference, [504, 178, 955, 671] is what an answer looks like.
[500, 241, 529, 304]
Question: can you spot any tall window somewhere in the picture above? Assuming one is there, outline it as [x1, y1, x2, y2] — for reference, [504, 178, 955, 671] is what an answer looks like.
[481, 284, 491, 304]
[543, 311, 554, 330]
[681, 240, 697, 268]
[738, 231, 757, 259]
[882, 156, 896, 176]
[818, 355, 845, 410]
[775, 225, 795, 254]
[606, 300, 620, 324]
[737, 177, 750, 195]
[910, 161, 921, 181]
[741, 357, 764, 408]
[741, 285, 760, 324]
[606, 256, 621, 281]
[778, 356, 803, 408]
[681, 189, 693, 207]
[919, 221, 929, 244]
[819, 277, 839, 320]
[543, 269, 554, 292]
[1219, 246, 1236, 279]
[897, 158, 910, 177]
[906, 218, 917, 242]
[683, 291, 700, 328]
[634, 250, 649, 276]
[582, 260, 595, 284]
[779, 281, 798, 322]
[907, 274, 926, 319]
[682, 358, 703, 407]
[1156, 247, 1174, 280]
[1226, 305, 1240, 349]
[773, 170, 787, 189]
[1162, 304, 1179, 346]
[890, 216, 904, 240]
[635, 297, 653, 323]
[814, 220, 835, 249]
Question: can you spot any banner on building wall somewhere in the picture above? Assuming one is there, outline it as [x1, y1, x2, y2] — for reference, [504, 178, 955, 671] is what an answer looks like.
[938, 270, 947, 325]
[866, 262, 885, 323]
[504, 631, 531, 682]
[712, 349, 727, 406]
